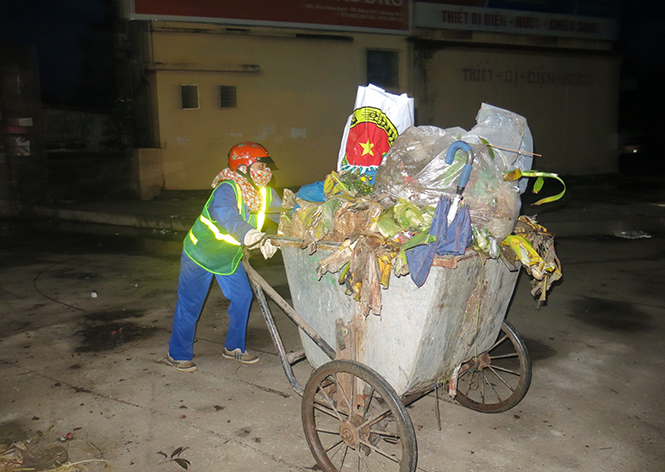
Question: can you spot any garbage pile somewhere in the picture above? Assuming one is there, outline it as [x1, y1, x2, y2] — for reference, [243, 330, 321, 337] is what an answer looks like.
[278, 101, 563, 315]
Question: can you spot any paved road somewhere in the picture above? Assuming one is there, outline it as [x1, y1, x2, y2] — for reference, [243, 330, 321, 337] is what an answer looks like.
[0, 215, 663, 471]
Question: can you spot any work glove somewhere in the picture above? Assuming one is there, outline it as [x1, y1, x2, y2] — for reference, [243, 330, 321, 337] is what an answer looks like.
[243, 229, 278, 259]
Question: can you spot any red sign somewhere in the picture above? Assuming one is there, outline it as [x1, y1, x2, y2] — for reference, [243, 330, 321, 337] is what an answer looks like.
[131, 0, 410, 33]
[3, 126, 28, 135]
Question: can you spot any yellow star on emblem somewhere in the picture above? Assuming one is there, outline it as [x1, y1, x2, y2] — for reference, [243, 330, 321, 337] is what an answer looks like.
[360, 139, 375, 156]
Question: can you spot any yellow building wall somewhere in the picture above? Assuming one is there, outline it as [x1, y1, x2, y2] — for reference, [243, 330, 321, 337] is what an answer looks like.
[414, 45, 621, 175]
[148, 24, 411, 190]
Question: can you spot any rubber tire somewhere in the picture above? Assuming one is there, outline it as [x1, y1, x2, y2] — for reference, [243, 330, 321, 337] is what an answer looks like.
[455, 321, 532, 413]
[302, 359, 418, 472]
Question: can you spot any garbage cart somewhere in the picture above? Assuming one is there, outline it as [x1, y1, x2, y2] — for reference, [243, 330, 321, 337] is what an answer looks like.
[243, 238, 531, 472]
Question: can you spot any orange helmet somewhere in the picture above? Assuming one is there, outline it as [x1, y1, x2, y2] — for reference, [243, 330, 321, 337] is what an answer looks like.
[228, 142, 274, 172]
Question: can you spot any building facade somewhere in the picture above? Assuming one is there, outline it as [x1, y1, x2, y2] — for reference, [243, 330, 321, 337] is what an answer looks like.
[118, 0, 620, 196]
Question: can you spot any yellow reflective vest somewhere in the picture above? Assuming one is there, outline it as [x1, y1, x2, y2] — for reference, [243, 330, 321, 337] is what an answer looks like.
[183, 181, 271, 275]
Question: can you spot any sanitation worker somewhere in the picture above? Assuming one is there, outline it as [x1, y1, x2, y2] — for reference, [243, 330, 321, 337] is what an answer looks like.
[166, 142, 281, 372]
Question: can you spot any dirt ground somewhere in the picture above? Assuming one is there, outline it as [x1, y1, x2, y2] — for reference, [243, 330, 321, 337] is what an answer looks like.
[1, 220, 664, 471]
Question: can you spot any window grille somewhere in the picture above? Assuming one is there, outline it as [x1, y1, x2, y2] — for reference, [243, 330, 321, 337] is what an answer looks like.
[367, 50, 399, 89]
[181, 85, 199, 109]
[219, 85, 238, 108]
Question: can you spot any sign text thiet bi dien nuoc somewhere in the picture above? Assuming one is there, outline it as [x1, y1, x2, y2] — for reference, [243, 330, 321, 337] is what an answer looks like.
[443, 10, 601, 34]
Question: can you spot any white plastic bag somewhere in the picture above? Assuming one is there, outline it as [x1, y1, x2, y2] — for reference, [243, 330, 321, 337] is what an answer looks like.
[337, 84, 414, 177]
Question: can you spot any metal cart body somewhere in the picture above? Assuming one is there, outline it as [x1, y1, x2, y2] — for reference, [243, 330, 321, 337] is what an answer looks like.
[244, 238, 530, 472]
[282, 244, 519, 396]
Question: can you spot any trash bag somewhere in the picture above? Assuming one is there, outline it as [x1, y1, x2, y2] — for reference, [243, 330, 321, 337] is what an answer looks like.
[337, 84, 414, 182]
[374, 103, 533, 242]
[295, 181, 326, 203]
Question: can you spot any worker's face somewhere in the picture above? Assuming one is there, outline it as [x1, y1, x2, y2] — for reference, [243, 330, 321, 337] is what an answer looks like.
[249, 161, 272, 187]
[249, 162, 268, 173]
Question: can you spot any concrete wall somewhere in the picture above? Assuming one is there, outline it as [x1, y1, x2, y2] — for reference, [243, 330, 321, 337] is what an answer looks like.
[146, 23, 411, 190]
[414, 42, 621, 175]
[46, 149, 164, 202]
[47, 152, 139, 202]
[42, 108, 133, 153]
[135, 148, 164, 200]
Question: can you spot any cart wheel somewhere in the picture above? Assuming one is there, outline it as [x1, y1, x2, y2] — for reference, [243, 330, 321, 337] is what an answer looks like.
[302, 360, 418, 472]
[454, 321, 532, 413]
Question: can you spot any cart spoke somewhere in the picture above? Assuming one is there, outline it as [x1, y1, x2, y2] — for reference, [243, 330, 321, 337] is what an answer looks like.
[459, 370, 476, 396]
[359, 408, 392, 430]
[481, 371, 487, 404]
[362, 386, 375, 417]
[488, 364, 521, 376]
[359, 438, 399, 464]
[360, 441, 392, 472]
[335, 374, 353, 413]
[315, 386, 346, 421]
[353, 447, 367, 472]
[315, 427, 342, 435]
[368, 429, 400, 440]
[339, 444, 349, 470]
[487, 366, 517, 391]
[351, 373, 357, 415]
[313, 402, 341, 420]
[490, 352, 519, 360]
[483, 371, 503, 402]
[324, 442, 349, 470]
[488, 333, 509, 351]
[329, 442, 353, 470]
[326, 438, 345, 454]
[374, 454, 391, 472]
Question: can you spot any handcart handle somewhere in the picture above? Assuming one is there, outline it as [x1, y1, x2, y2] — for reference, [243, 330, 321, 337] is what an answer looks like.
[262, 234, 345, 252]
[242, 255, 336, 396]
[445, 140, 474, 195]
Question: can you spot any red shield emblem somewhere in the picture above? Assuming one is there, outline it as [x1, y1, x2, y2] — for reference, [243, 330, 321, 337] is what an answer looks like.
[345, 121, 391, 167]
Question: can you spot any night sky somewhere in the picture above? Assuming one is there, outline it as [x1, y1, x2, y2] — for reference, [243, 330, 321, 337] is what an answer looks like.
[0, 0, 115, 108]
[615, 0, 665, 142]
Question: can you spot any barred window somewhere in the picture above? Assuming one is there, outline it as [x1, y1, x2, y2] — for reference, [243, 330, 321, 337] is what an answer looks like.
[367, 50, 399, 89]
[181, 85, 199, 109]
[219, 85, 238, 108]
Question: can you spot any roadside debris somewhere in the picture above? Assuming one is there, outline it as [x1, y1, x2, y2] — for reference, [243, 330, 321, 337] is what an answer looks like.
[157, 447, 190, 470]
[0, 426, 108, 472]
[502, 216, 562, 307]
[614, 230, 652, 239]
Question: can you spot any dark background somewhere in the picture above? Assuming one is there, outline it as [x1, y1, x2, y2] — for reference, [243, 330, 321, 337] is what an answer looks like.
[1, 0, 663, 159]
[0, 0, 116, 109]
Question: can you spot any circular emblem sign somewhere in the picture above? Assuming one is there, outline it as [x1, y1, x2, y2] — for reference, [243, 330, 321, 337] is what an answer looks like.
[341, 107, 398, 170]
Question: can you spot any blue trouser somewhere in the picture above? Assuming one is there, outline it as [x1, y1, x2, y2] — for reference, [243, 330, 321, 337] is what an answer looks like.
[168, 250, 253, 361]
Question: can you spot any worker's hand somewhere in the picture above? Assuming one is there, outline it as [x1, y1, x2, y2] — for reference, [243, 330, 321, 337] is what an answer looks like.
[259, 238, 277, 259]
[243, 229, 278, 259]
[243, 229, 264, 247]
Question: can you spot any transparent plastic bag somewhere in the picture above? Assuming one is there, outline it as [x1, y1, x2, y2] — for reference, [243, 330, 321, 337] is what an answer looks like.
[373, 104, 533, 241]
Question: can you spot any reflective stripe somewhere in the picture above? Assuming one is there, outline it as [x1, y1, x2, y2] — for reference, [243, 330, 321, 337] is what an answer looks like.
[256, 187, 267, 231]
[200, 215, 241, 245]
[196, 186, 269, 246]
[188, 230, 198, 245]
